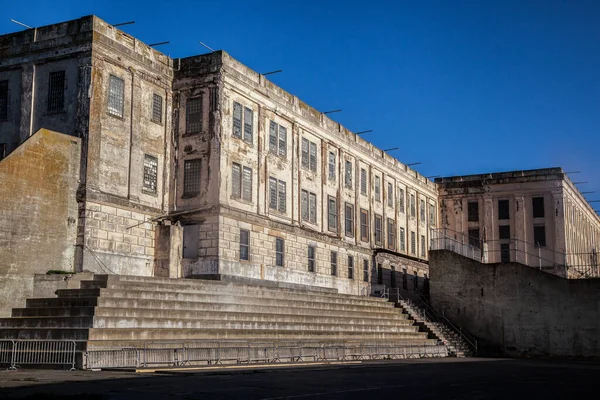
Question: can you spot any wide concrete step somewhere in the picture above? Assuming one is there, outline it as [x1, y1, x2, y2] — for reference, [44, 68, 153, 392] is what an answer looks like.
[87, 328, 430, 341]
[12, 307, 96, 318]
[0, 317, 93, 329]
[26, 297, 98, 308]
[93, 308, 412, 326]
[91, 316, 420, 333]
[0, 328, 89, 341]
[95, 296, 404, 316]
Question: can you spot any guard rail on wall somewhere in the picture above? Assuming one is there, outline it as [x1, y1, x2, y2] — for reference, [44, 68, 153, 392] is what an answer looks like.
[0, 340, 76, 371]
[85, 341, 449, 369]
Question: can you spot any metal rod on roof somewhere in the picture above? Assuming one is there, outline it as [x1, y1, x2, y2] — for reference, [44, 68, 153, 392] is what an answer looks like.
[581, 191, 595, 194]
[573, 182, 588, 184]
[565, 171, 581, 174]
[262, 70, 283, 76]
[587, 200, 600, 203]
[383, 148, 400, 152]
[10, 19, 33, 29]
[406, 162, 421, 167]
[113, 21, 135, 27]
[322, 110, 342, 115]
[427, 175, 441, 179]
[199, 41, 215, 53]
[148, 41, 170, 47]
[355, 130, 372, 135]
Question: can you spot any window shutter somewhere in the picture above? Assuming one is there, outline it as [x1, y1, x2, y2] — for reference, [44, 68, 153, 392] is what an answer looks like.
[309, 141, 317, 172]
[233, 102, 242, 138]
[243, 107, 253, 143]
[278, 180, 286, 213]
[269, 121, 278, 154]
[232, 163, 241, 198]
[269, 177, 277, 209]
[278, 126, 287, 157]
[242, 166, 252, 201]
[301, 138, 309, 169]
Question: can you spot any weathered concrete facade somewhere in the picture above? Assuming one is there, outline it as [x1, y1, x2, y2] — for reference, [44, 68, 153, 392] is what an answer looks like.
[436, 168, 600, 278]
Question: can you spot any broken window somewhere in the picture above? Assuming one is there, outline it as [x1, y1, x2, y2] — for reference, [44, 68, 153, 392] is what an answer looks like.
[374, 175, 381, 201]
[328, 196, 338, 232]
[268, 177, 286, 213]
[360, 168, 367, 195]
[240, 229, 250, 261]
[275, 238, 284, 267]
[0, 80, 8, 121]
[107, 75, 124, 118]
[387, 218, 396, 250]
[387, 182, 394, 207]
[534, 224, 546, 247]
[328, 151, 336, 181]
[232, 162, 252, 202]
[308, 246, 316, 272]
[374, 214, 383, 245]
[47, 70, 65, 113]
[468, 201, 479, 222]
[152, 93, 163, 124]
[345, 160, 352, 188]
[142, 154, 158, 193]
[533, 197, 545, 218]
[345, 203, 354, 237]
[269, 121, 287, 157]
[348, 255, 354, 280]
[399, 188, 405, 213]
[183, 159, 201, 197]
[330, 251, 338, 276]
[498, 199, 509, 220]
[399, 227, 406, 251]
[186, 97, 203, 134]
[360, 209, 369, 241]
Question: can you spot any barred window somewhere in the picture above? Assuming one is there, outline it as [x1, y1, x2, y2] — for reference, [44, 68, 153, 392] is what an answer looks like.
[399, 227, 406, 251]
[328, 196, 337, 232]
[152, 93, 163, 124]
[232, 163, 252, 202]
[363, 259, 369, 282]
[399, 188, 405, 213]
[330, 251, 337, 276]
[269, 121, 287, 157]
[107, 75, 124, 117]
[143, 154, 158, 193]
[240, 229, 250, 261]
[421, 235, 426, 257]
[374, 214, 383, 245]
[411, 231, 416, 254]
[360, 168, 367, 195]
[345, 160, 352, 188]
[374, 176, 381, 201]
[183, 159, 201, 197]
[420, 199, 426, 222]
[387, 182, 394, 207]
[387, 218, 396, 250]
[328, 151, 336, 181]
[345, 203, 354, 237]
[47, 70, 65, 113]
[186, 97, 203, 134]
[410, 194, 416, 217]
[430, 203, 436, 225]
[0, 80, 8, 120]
[360, 209, 369, 242]
[301, 190, 317, 224]
[275, 238, 284, 267]
[348, 255, 354, 280]
[268, 177, 286, 213]
[308, 246, 316, 272]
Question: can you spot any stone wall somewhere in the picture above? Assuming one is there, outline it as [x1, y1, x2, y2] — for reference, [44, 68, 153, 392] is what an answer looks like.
[0, 129, 80, 316]
[429, 250, 600, 357]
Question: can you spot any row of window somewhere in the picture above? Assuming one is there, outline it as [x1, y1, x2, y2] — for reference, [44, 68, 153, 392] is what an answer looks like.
[467, 197, 545, 222]
[467, 224, 546, 248]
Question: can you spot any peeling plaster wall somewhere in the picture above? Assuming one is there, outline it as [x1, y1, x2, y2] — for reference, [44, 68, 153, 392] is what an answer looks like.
[0, 129, 80, 316]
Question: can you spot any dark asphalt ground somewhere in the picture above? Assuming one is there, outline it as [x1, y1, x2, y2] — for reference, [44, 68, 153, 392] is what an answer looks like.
[0, 358, 598, 399]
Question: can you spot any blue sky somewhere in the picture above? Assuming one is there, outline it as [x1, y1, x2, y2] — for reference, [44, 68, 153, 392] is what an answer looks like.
[3, 0, 599, 200]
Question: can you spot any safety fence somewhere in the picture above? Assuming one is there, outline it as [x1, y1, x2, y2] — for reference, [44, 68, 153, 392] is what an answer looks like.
[85, 341, 449, 369]
[1, 340, 77, 371]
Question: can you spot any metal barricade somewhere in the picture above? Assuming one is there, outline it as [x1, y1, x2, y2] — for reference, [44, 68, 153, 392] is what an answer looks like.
[10, 340, 77, 371]
[0, 340, 14, 367]
[86, 347, 139, 369]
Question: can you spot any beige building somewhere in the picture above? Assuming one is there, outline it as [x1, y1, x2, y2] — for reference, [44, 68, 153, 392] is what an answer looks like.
[436, 168, 600, 278]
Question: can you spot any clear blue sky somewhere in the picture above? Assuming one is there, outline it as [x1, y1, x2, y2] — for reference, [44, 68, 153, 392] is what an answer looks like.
[3, 0, 600, 198]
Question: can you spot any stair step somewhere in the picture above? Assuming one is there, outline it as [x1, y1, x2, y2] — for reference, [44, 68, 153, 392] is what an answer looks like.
[12, 307, 96, 317]
[0, 317, 93, 329]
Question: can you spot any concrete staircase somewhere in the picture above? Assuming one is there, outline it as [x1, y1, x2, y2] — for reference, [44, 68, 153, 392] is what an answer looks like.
[0, 275, 438, 357]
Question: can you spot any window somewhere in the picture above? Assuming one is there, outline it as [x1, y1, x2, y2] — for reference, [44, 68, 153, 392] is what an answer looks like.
[468, 201, 479, 222]
[402, 268, 408, 289]
[232, 102, 253, 143]
[387, 218, 396, 250]
[420, 199, 426, 222]
[410, 231, 416, 254]
[183, 159, 201, 197]
[269, 121, 287, 157]
[186, 97, 203, 134]
[429, 204, 436, 225]
[501, 243, 510, 263]
[331, 251, 338, 276]
[301, 190, 317, 224]
[151, 93, 163, 123]
[387, 182, 394, 206]
[374, 176, 381, 201]
[360, 209, 369, 241]
[275, 238, 284, 267]
[143, 154, 158, 193]
[498, 200, 509, 220]
[421, 235, 426, 257]
[360, 168, 367, 195]
[268, 177, 286, 213]
[398, 188, 405, 213]
[377, 263, 383, 285]
[328, 196, 338, 232]
[374, 214, 383, 245]
[301, 138, 317, 172]
[499, 225, 510, 240]
[345, 203, 354, 237]
[47, 70, 65, 112]
[399, 227, 406, 251]
[348, 255, 354, 280]
[240, 229, 250, 261]
[345, 161, 353, 188]
[232, 163, 252, 201]
[468, 228, 480, 248]
[328, 151, 336, 181]
[413, 271, 419, 291]
[534, 225, 546, 247]
[107, 75, 124, 117]
[533, 197, 545, 218]
[363, 259, 369, 282]
[308, 246, 316, 272]
[410, 194, 416, 217]
[0, 80, 8, 121]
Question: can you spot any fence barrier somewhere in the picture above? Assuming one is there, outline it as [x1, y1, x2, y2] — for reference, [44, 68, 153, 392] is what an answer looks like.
[1, 340, 76, 371]
[85, 341, 449, 369]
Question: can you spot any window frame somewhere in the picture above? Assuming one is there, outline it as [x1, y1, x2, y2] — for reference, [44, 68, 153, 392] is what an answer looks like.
[47, 70, 65, 113]
[399, 227, 406, 252]
[268, 177, 286, 213]
[308, 246, 316, 272]
[344, 160, 353, 188]
[532, 197, 545, 218]
[275, 237, 284, 267]
[468, 228, 480, 248]
[374, 214, 383, 245]
[410, 231, 416, 255]
[348, 255, 354, 280]
[387, 218, 396, 250]
[468, 201, 479, 222]
[142, 154, 158, 194]
[360, 209, 369, 242]
[363, 259, 369, 282]
[186, 96, 203, 134]
[183, 159, 201, 197]
[387, 182, 394, 207]
[330, 251, 338, 276]
[0, 80, 8, 121]
[327, 196, 338, 232]
[345, 202, 355, 237]
[533, 224, 546, 247]
[360, 168, 367, 195]
[328, 151, 336, 181]
[232, 162, 252, 202]
[421, 234, 426, 257]
[374, 175, 381, 202]
[151, 93, 163, 124]
[301, 190, 317, 224]
[239, 229, 250, 261]
[232, 101, 253, 144]
[268, 120, 287, 158]
[107, 75, 125, 118]
[498, 199, 510, 220]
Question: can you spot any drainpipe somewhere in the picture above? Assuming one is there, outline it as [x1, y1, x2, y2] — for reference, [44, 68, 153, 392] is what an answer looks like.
[127, 66, 135, 199]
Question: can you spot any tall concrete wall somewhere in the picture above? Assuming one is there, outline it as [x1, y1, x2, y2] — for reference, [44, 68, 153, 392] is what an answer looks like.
[429, 250, 600, 357]
[0, 129, 81, 316]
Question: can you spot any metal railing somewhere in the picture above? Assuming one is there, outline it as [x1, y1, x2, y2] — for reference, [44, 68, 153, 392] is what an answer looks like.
[85, 340, 449, 369]
[1, 340, 77, 371]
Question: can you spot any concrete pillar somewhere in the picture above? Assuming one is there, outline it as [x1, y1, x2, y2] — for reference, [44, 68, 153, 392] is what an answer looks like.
[169, 223, 183, 278]
[514, 195, 526, 265]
